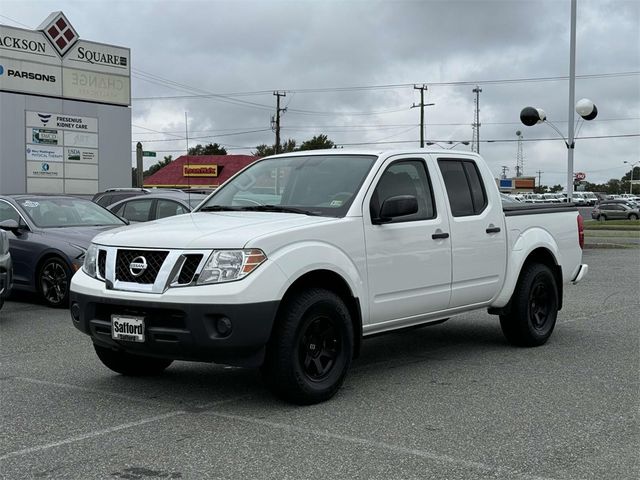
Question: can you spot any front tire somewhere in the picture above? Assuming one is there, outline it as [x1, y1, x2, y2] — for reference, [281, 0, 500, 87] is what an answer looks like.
[37, 257, 71, 307]
[262, 288, 353, 405]
[629, 213, 638, 220]
[500, 263, 558, 347]
[597, 214, 606, 222]
[94, 344, 173, 376]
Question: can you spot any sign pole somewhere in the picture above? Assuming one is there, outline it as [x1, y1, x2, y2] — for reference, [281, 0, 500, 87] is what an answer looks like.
[136, 142, 143, 187]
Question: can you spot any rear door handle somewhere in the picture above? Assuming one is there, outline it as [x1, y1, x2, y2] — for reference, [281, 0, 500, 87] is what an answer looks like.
[432, 232, 450, 240]
[486, 226, 501, 234]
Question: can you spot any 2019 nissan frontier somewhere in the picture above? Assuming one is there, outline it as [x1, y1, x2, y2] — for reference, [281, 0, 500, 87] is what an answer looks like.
[70, 150, 588, 404]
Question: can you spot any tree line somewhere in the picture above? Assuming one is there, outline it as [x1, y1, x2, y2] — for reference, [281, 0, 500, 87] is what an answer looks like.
[534, 167, 640, 195]
[134, 135, 336, 182]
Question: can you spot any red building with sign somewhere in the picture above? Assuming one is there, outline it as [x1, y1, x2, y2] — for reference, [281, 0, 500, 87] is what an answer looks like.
[144, 155, 258, 188]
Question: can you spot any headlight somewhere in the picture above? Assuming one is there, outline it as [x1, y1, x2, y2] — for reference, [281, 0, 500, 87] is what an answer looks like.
[82, 243, 98, 278]
[197, 249, 266, 285]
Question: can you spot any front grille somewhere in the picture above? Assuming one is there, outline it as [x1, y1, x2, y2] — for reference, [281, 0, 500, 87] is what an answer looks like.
[97, 250, 106, 279]
[177, 254, 203, 284]
[115, 249, 168, 284]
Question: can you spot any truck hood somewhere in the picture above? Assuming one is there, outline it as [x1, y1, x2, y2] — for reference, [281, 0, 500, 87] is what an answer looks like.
[92, 211, 336, 249]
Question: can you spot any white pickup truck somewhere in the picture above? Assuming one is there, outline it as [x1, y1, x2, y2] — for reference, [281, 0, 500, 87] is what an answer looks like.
[70, 150, 588, 404]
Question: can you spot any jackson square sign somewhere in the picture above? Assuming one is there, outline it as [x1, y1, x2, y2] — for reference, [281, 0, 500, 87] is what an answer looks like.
[0, 11, 130, 106]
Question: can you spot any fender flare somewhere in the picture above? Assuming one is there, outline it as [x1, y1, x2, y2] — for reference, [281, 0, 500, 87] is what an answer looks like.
[490, 227, 561, 309]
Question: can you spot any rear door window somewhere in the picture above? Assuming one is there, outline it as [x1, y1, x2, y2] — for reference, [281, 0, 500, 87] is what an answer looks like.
[438, 159, 487, 217]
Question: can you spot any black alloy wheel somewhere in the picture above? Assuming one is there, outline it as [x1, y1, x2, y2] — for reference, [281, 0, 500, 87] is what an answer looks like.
[529, 281, 551, 332]
[299, 315, 341, 382]
[38, 257, 71, 307]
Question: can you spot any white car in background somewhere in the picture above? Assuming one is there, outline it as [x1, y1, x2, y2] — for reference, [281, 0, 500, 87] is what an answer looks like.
[542, 193, 562, 203]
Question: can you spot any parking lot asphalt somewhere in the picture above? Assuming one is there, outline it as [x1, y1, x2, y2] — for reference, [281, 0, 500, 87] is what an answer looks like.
[1, 249, 638, 480]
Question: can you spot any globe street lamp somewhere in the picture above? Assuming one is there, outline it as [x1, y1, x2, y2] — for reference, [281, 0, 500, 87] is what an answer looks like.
[519, 98, 598, 202]
[623, 160, 640, 194]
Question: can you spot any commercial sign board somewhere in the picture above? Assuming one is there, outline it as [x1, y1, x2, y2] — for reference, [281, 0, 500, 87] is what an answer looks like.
[24, 110, 99, 194]
[65, 147, 98, 163]
[183, 165, 219, 177]
[63, 40, 130, 75]
[514, 178, 535, 189]
[62, 67, 130, 105]
[0, 25, 60, 65]
[499, 178, 514, 190]
[64, 130, 98, 148]
[574, 172, 586, 181]
[0, 12, 130, 105]
[27, 127, 60, 145]
[26, 145, 63, 162]
[27, 160, 64, 178]
[0, 57, 61, 96]
[26, 111, 98, 132]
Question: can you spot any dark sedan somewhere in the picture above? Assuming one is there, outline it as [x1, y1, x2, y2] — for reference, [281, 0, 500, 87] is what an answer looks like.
[107, 192, 207, 223]
[0, 195, 126, 307]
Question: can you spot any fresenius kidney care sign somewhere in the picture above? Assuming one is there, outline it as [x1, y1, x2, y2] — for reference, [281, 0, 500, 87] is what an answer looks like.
[0, 11, 131, 194]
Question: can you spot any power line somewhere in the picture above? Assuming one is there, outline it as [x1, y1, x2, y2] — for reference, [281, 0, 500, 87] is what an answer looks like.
[131, 70, 640, 100]
[130, 132, 640, 153]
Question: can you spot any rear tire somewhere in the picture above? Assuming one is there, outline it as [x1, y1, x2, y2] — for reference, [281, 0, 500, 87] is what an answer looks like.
[262, 288, 353, 405]
[500, 263, 558, 347]
[94, 344, 173, 376]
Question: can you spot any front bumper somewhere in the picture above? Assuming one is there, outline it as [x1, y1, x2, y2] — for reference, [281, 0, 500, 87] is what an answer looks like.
[70, 292, 279, 367]
[571, 263, 588, 284]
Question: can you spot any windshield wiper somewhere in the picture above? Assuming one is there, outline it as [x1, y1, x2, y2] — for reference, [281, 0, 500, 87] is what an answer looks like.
[198, 205, 243, 212]
[239, 205, 320, 216]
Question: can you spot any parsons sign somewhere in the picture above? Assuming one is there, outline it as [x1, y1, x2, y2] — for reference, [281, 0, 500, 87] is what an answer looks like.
[0, 11, 130, 105]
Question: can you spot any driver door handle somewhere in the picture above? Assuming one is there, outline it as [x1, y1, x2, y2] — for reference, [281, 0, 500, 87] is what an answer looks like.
[486, 226, 501, 234]
[432, 232, 450, 240]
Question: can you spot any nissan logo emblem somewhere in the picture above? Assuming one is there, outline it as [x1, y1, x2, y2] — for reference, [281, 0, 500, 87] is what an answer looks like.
[129, 256, 148, 277]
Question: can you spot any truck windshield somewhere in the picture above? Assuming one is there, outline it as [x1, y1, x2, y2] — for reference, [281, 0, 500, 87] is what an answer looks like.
[197, 154, 377, 217]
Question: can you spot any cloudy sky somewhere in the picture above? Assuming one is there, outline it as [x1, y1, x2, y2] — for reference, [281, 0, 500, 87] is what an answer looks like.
[3, 0, 639, 186]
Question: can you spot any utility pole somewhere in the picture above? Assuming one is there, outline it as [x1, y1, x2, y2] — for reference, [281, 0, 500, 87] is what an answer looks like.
[501, 165, 509, 179]
[185, 111, 189, 154]
[272, 91, 286, 154]
[135, 142, 143, 188]
[537, 170, 544, 189]
[472, 86, 482, 153]
[515, 130, 524, 177]
[411, 84, 435, 147]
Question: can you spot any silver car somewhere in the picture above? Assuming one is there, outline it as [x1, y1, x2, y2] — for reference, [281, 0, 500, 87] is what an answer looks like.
[0, 229, 12, 310]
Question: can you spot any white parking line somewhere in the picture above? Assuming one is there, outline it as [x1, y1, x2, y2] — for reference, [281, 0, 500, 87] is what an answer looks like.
[13, 376, 177, 407]
[202, 411, 558, 480]
[0, 411, 185, 462]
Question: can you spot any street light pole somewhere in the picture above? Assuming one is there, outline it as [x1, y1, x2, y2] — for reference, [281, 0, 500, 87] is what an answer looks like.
[567, 0, 577, 202]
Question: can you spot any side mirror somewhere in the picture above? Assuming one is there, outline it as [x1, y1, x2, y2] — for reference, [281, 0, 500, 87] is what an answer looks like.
[0, 219, 20, 232]
[374, 195, 418, 224]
